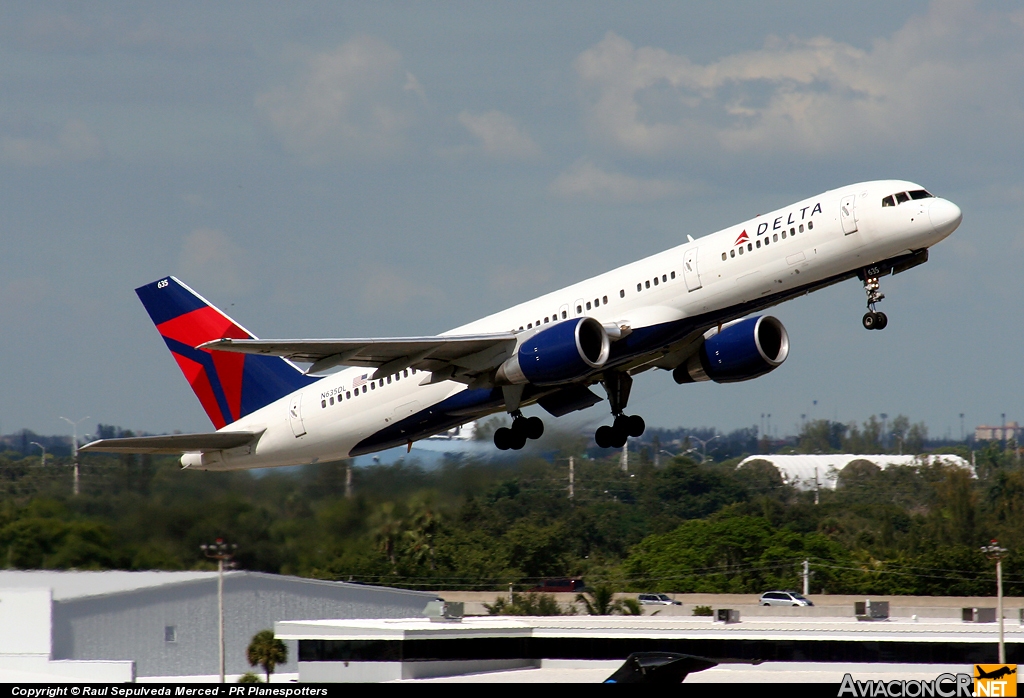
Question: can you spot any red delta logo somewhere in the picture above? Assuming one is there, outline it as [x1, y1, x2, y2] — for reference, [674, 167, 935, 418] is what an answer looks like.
[734, 230, 749, 246]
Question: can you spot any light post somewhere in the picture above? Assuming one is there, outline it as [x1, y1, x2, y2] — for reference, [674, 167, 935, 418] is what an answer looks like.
[29, 442, 46, 467]
[60, 416, 89, 496]
[690, 434, 722, 463]
[201, 538, 237, 683]
[981, 540, 1008, 663]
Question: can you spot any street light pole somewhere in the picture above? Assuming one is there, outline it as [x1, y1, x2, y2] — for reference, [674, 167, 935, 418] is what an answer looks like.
[30, 442, 46, 467]
[201, 538, 237, 683]
[60, 416, 89, 497]
[982, 540, 1008, 663]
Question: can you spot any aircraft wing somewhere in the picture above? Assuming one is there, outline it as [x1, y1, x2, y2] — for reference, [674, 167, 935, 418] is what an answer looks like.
[80, 431, 263, 454]
[199, 333, 519, 382]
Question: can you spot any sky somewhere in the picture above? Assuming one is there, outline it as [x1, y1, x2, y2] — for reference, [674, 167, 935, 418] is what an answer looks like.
[2, 1, 1023, 444]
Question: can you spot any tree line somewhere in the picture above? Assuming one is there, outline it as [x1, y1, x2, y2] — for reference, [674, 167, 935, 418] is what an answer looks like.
[0, 415, 1020, 597]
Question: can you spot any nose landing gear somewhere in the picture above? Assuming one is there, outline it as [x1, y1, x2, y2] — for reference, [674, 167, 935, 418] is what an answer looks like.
[594, 372, 646, 449]
[493, 411, 545, 451]
[861, 275, 888, 330]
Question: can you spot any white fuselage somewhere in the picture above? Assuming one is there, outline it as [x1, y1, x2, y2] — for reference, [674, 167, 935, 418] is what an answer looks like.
[186, 180, 960, 470]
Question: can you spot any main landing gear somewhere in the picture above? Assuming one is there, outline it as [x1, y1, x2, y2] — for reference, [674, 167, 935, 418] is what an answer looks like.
[594, 372, 646, 449]
[861, 275, 888, 331]
[493, 411, 544, 451]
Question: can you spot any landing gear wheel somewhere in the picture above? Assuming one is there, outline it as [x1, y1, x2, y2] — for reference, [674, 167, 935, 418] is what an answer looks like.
[611, 427, 628, 449]
[494, 427, 512, 451]
[525, 416, 544, 440]
[874, 311, 887, 330]
[511, 418, 529, 438]
[595, 425, 614, 449]
[509, 430, 527, 450]
[626, 415, 646, 438]
[862, 312, 877, 330]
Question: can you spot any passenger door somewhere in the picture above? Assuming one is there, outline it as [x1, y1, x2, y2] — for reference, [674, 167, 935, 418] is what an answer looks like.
[840, 194, 858, 234]
[683, 247, 702, 291]
[287, 393, 306, 437]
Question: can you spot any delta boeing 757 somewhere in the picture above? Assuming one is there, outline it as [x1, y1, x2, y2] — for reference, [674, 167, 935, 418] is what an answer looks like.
[83, 181, 962, 469]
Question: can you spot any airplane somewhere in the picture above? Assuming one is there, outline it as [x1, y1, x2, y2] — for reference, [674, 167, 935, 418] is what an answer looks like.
[82, 180, 962, 470]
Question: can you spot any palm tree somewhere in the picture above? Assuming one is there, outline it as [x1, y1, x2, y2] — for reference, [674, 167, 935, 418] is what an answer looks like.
[246, 629, 287, 683]
[576, 584, 642, 616]
[576, 584, 618, 615]
[370, 502, 403, 573]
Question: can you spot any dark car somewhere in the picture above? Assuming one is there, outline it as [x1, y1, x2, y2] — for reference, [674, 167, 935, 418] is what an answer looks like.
[528, 578, 586, 593]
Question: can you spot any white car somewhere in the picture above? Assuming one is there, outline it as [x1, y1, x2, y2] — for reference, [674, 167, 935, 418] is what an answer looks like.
[759, 591, 813, 607]
[637, 593, 682, 606]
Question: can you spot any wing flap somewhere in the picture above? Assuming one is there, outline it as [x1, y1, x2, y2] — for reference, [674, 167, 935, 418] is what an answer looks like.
[80, 431, 263, 454]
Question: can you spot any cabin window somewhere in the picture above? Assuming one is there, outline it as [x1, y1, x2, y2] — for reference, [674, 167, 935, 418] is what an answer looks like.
[593, 299, 599, 308]
[895, 191, 910, 204]
[747, 243, 752, 251]
[739, 246, 744, 255]
[403, 369, 409, 377]
[645, 280, 651, 289]
[722, 252, 727, 261]
[321, 400, 327, 408]
[798, 225, 803, 233]
[603, 295, 608, 304]
[561, 310, 567, 319]
[807, 220, 814, 229]
[386, 376, 391, 384]
[653, 277, 659, 286]
[781, 230, 787, 239]
[536, 320, 540, 326]
[527, 322, 532, 329]
[165, 626, 176, 643]
[585, 302, 591, 310]
[773, 233, 778, 242]
[329, 396, 334, 405]
[362, 385, 367, 393]
[882, 195, 895, 207]
[756, 240, 761, 248]
[544, 316, 549, 323]
[671, 271, 676, 279]
[346, 391, 351, 399]
[619, 289, 625, 298]
[576, 305, 582, 314]
[636, 283, 641, 292]
[730, 249, 735, 258]
[370, 383, 375, 390]
[909, 189, 933, 200]
[790, 227, 795, 236]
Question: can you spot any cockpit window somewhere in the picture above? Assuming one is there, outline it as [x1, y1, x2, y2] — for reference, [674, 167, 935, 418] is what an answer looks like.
[895, 191, 910, 204]
[908, 189, 934, 200]
[882, 195, 895, 207]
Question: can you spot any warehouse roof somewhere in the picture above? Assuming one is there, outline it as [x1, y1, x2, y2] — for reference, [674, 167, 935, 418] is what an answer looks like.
[736, 454, 972, 491]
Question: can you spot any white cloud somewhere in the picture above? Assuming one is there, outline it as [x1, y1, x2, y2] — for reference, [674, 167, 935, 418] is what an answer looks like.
[457, 110, 541, 160]
[256, 37, 421, 163]
[0, 119, 103, 166]
[178, 228, 253, 296]
[573, 1, 1024, 160]
[549, 161, 689, 203]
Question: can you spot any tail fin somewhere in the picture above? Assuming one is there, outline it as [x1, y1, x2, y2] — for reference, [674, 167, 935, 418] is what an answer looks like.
[136, 277, 317, 428]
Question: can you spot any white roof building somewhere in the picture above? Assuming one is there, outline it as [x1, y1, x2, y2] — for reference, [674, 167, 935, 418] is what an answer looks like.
[735, 454, 972, 491]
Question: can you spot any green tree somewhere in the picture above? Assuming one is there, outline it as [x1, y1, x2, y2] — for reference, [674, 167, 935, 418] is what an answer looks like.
[246, 629, 287, 683]
[484, 592, 567, 616]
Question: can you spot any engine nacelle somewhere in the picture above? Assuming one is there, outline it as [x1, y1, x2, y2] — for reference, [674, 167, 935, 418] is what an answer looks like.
[673, 315, 789, 384]
[497, 317, 610, 386]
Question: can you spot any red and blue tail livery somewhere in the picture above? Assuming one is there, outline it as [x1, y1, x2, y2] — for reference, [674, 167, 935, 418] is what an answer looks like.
[136, 277, 316, 429]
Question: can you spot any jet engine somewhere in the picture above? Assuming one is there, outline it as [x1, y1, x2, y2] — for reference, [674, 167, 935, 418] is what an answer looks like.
[497, 317, 610, 386]
[673, 315, 789, 384]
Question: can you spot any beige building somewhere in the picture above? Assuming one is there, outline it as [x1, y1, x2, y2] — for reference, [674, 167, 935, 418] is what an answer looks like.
[975, 422, 1020, 441]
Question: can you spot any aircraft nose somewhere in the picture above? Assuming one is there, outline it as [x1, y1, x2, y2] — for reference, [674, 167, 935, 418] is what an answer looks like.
[928, 198, 962, 237]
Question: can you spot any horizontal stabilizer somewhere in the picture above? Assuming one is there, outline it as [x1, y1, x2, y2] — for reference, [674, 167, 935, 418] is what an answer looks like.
[80, 431, 263, 454]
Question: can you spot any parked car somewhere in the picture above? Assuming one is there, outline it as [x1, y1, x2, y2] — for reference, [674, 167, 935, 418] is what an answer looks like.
[637, 593, 682, 606]
[527, 578, 586, 593]
[759, 591, 813, 607]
